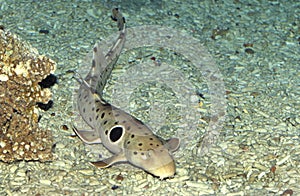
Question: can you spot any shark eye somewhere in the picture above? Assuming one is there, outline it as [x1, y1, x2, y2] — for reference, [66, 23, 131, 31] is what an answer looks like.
[109, 126, 124, 142]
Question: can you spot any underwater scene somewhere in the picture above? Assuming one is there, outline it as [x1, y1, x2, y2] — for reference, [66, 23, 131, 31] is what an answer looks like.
[0, 0, 299, 195]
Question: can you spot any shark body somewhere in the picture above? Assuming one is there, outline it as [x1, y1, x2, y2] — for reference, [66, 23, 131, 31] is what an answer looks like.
[73, 8, 180, 179]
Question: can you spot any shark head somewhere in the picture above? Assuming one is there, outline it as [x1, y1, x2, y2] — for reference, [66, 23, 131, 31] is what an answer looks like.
[124, 136, 180, 179]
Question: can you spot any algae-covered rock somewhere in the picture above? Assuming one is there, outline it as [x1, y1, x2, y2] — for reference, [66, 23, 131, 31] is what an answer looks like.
[0, 28, 56, 162]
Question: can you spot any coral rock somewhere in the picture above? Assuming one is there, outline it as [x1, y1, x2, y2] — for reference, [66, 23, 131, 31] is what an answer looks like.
[0, 28, 56, 162]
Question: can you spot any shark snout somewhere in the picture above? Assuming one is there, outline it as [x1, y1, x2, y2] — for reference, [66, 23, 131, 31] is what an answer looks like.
[148, 161, 176, 179]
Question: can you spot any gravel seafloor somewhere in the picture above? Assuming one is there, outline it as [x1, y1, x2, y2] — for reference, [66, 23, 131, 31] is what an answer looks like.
[0, 0, 299, 195]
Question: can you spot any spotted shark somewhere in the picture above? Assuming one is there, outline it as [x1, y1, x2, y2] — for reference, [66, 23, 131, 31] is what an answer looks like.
[73, 8, 180, 179]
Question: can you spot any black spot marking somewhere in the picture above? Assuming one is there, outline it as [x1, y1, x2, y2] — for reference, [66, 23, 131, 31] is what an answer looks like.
[115, 113, 120, 117]
[114, 121, 119, 125]
[96, 115, 99, 120]
[127, 141, 130, 144]
[92, 107, 95, 111]
[156, 144, 160, 147]
[138, 143, 143, 146]
[133, 151, 137, 155]
[109, 127, 123, 142]
[141, 152, 144, 155]
[127, 126, 131, 130]
[105, 130, 108, 135]
[89, 101, 92, 105]
[149, 138, 153, 140]
[83, 108, 85, 113]
[150, 143, 153, 146]
[101, 112, 105, 119]
[131, 134, 135, 138]
[89, 117, 92, 122]
[96, 108, 100, 112]
[103, 120, 107, 125]
[93, 46, 97, 52]
[84, 95, 88, 99]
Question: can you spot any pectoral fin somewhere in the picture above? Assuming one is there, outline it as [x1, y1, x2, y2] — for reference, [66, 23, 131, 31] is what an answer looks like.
[72, 125, 101, 144]
[90, 153, 127, 168]
[165, 138, 180, 153]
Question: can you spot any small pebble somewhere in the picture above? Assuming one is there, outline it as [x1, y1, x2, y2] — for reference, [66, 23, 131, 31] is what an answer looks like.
[78, 169, 94, 176]
[111, 185, 119, 190]
[39, 29, 49, 34]
[40, 179, 52, 185]
[245, 48, 255, 54]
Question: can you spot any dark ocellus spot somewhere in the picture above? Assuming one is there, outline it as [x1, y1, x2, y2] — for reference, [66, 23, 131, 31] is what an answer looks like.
[39, 29, 49, 34]
[38, 74, 57, 88]
[109, 127, 123, 142]
[37, 100, 53, 111]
